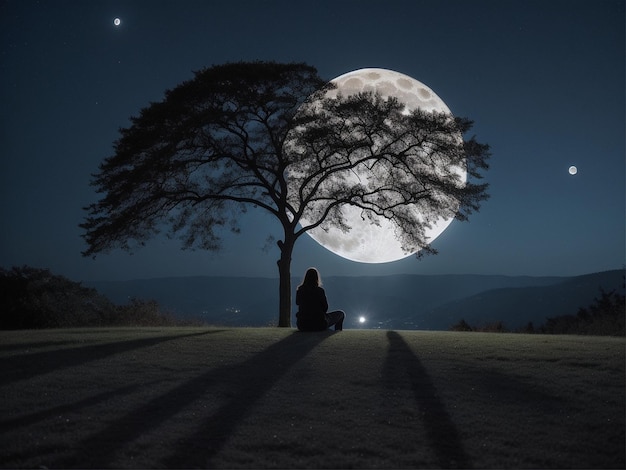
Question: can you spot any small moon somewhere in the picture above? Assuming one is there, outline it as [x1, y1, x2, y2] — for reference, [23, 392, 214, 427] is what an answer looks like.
[113, 18, 121, 26]
[569, 166, 578, 175]
[359, 316, 366, 324]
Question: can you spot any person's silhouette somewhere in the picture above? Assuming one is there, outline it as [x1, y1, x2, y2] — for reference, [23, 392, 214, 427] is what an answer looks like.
[295, 267, 345, 331]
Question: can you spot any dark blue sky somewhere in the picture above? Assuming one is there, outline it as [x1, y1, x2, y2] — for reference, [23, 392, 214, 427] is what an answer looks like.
[1, 0, 624, 282]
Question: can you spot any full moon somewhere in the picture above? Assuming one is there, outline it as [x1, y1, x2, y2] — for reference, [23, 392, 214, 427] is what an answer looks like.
[569, 165, 578, 175]
[113, 18, 121, 26]
[296, 68, 466, 263]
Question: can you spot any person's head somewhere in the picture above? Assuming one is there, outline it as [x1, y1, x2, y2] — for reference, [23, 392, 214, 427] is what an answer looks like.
[301, 267, 321, 287]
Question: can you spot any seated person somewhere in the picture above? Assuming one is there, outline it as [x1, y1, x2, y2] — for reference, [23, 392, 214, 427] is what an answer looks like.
[296, 267, 345, 331]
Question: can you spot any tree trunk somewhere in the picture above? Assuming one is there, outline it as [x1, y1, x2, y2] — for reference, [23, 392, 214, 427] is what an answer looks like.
[276, 238, 294, 327]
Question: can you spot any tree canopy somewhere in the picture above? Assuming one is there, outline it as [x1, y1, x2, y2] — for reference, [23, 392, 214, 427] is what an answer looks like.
[286, 90, 489, 257]
[82, 61, 328, 256]
[82, 61, 490, 327]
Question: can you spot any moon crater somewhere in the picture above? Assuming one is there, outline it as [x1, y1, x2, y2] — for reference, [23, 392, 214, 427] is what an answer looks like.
[397, 78, 413, 89]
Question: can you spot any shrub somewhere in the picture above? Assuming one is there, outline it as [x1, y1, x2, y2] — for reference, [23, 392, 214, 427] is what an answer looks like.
[450, 319, 473, 332]
[0, 266, 116, 329]
[0, 266, 201, 329]
[477, 321, 508, 333]
[541, 285, 625, 336]
[114, 298, 179, 327]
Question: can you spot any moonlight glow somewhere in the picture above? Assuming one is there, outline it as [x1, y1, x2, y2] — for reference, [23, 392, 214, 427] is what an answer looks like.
[359, 316, 366, 324]
[294, 68, 466, 263]
[113, 18, 121, 26]
[569, 165, 578, 175]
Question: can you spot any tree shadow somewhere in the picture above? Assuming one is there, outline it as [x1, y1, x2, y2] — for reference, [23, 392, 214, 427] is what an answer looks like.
[0, 381, 160, 430]
[55, 330, 331, 468]
[1, 330, 223, 384]
[453, 364, 567, 412]
[384, 331, 471, 469]
[0, 340, 78, 352]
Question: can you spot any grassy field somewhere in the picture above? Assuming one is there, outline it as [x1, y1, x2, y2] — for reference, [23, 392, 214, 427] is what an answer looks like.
[1, 327, 624, 469]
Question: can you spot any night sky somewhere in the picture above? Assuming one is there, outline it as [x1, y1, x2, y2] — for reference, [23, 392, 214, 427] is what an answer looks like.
[1, 0, 624, 282]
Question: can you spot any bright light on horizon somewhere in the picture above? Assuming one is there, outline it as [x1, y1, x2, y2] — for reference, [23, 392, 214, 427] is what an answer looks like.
[359, 316, 366, 324]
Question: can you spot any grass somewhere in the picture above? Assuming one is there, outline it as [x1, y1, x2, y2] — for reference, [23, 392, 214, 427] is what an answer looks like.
[0, 327, 624, 469]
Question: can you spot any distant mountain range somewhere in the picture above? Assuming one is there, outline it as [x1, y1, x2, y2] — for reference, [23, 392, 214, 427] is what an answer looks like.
[86, 269, 624, 331]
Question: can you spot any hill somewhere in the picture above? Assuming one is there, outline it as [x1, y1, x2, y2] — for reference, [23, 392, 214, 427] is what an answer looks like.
[419, 269, 625, 330]
[1, 327, 624, 468]
[87, 269, 624, 330]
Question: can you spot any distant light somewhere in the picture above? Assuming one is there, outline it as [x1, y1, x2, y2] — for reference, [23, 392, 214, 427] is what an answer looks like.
[568, 165, 577, 175]
[359, 316, 366, 323]
[114, 18, 121, 26]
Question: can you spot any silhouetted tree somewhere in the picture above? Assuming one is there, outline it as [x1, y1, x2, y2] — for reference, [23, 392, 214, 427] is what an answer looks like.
[81, 61, 490, 327]
[541, 280, 625, 336]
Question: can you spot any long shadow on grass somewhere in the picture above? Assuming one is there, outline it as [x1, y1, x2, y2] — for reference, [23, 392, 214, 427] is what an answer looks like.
[55, 330, 331, 468]
[0, 380, 162, 432]
[1, 330, 222, 384]
[0, 340, 78, 352]
[384, 331, 471, 469]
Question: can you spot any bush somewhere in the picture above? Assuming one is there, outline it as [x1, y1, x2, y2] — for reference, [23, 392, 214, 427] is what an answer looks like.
[449, 319, 509, 333]
[541, 285, 625, 336]
[0, 266, 116, 329]
[114, 298, 179, 327]
[0, 266, 199, 329]
[519, 322, 536, 334]
[477, 321, 508, 333]
[450, 319, 473, 332]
